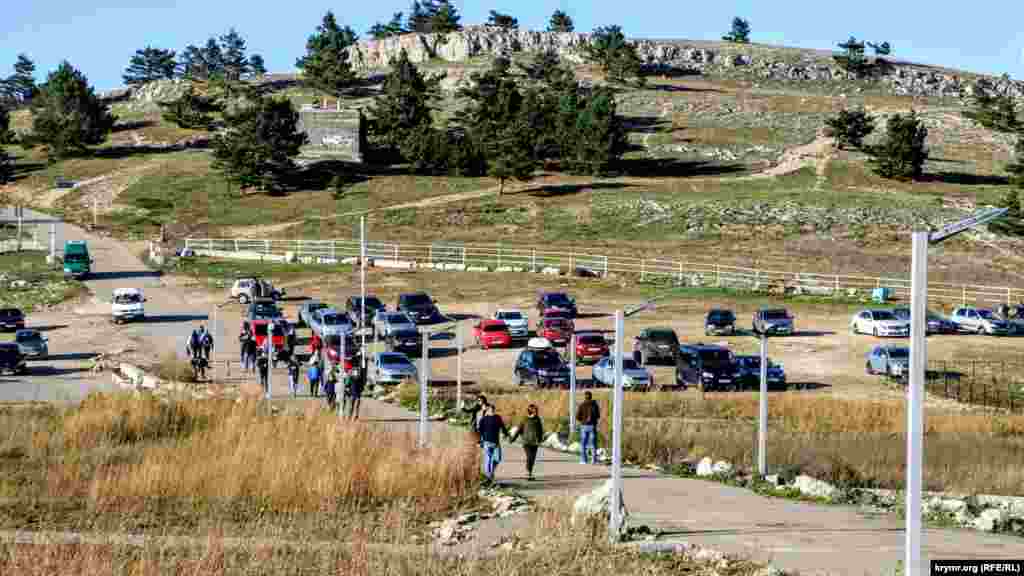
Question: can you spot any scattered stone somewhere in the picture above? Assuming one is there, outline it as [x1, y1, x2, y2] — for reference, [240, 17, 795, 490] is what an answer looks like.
[793, 474, 839, 500]
[973, 508, 1007, 532]
[572, 479, 628, 536]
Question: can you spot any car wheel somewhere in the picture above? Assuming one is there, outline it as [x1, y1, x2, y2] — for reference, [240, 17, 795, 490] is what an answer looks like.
[512, 372, 522, 386]
[977, 325, 986, 335]
[873, 327, 879, 337]
[866, 361, 874, 375]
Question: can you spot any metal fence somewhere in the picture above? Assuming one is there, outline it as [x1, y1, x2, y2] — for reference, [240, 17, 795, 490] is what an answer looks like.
[0, 238, 46, 254]
[926, 360, 1024, 413]
[183, 237, 1024, 308]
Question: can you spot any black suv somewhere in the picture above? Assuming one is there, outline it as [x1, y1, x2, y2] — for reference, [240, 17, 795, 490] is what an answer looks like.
[0, 343, 27, 375]
[346, 295, 386, 326]
[386, 327, 422, 357]
[536, 292, 577, 318]
[632, 327, 680, 366]
[513, 347, 571, 388]
[397, 292, 440, 324]
[676, 344, 740, 391]
[0, 308, 26, 332]
[704, 309, 736, 335]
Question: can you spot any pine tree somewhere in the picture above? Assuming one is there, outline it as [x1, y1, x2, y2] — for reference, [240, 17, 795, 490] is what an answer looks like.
[248, 55, 267, 78]
[296, 11, 358, 95]
[366, 49, 438, 163]
[722, 17, 751, 43]
[430, 1, 462, 33]
[211, 95, 307, 192]
[548, 10, 574, 32]
[964, 91, 1019, 133]
[487, 10, 518, 29]
[220, 29, 250, 82]
[835, 36, 868, 77]
[122, 47, 178, 85]
[369, 12, 406, 39]
[180, 45, 208, 79]
[867, 41, 892, 56]
[870, 110, 929, 180]
[585, 26, 644, 85]
[1007, 136, 1024, 187]
[160, 87, 222, 129]
[989, 148, 1024, 235]
[6, 54, 37, 104]
[202, 37, 225, 79]
[565, 86, 627, 175]
[824, 108, 875, 149]
[28, 62, 116, 159]
[407, 2, 431, 33]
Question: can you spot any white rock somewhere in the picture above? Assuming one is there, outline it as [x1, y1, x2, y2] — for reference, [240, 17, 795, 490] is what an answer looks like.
[712, 460, 733, 476]
[119, 363, 145, 386]
[437, 518, 458, 542]
[568, 441, 581, 453]
[541, 266, 561, 275]
[696, 457, 715, 477]
[596, 447, 610, 462]
[572, 479, 628, 531]
[466, 265, 489, 272]
[973, 508, 1007, 532]
[793, 475, 839, 500]
[976, 494, 1024, 518]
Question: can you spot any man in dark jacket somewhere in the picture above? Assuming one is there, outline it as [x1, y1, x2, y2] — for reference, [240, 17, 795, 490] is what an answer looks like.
[514, 404, 545, 480]
[256, 350, 269, 394]
[478, 404, 510, 484]
[576, 391, 600, 464]
[461, 394, 490, 436]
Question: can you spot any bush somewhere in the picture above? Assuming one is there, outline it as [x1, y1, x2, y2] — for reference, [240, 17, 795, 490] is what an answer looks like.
[870, 110, 928, 180]
[824, 108, 875, 149]
[159, 87, 222, 129]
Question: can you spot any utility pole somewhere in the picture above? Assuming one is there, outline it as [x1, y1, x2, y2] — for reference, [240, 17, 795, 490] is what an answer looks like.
[758, 334, 768, 476]
[16, 205, 23, 252]
[609, 310, 625, 541]
[456, 322, 463, 409]
[569, 332, 577, 437]
[419, 330, 429, 447]
[360, 216, 367, 374]
[49, 223, 56, 263]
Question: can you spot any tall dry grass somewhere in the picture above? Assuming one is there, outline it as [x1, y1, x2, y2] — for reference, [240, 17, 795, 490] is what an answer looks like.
[481, 390, 1024, 494]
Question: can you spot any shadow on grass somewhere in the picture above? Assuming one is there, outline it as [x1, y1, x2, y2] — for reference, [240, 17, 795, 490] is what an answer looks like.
[614, 159, 748, 179]
[924, 172, 1010, 186]
[111, 120, 156, 133]
[622, 115, 674, 134]
[522, 182, 634, 199]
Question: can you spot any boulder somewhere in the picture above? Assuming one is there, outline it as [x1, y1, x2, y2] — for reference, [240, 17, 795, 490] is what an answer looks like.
[793, 474, 839, 500]
[695, 457, 715, 477]
[596, 447, 610, 462]
[572, 479, 628, 530]
[973, 508, 1007, 532]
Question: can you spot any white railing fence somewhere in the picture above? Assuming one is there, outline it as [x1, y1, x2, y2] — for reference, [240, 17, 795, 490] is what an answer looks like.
[0, 238, 46, 254]
[183, 237, 1024, 309]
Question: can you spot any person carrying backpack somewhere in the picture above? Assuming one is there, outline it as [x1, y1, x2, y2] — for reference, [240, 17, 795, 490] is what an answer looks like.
[187, 328, 202, 360]
[201, 328, 214, 361]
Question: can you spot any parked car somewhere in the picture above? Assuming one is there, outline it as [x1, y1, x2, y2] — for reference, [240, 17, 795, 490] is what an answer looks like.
[492, 309, 529, 339]
[891, 307, 958, 335]
[951, 307, 1010, 335]
[346, 295, 386, 327]
[866, 345, 909, 378]
[298, 300, 329, 328]
[536, 292, 577, 319]
[539, 317, 572, 346]
[473, 319, 512, 349]
[704, 309, 737, 335]
[314, 308, 354, 338]
[513, 344, 570, 388]
[231, 278, 284, 304]
[850, 309, 909, 337]
[676, 344, 740, 391]
[632, 327, 680, 366]
[370, 352, 418, 385]
[111, 288, 146, 324]
[14, 329, 48, 358]
[734, 355, 787, 390]
[62, 240, 92, 280]
[374, 311, 417, 339]
[247, 299, 284, 323]
[592, 356, 654, 390]
[0, 308, 26, 332]
[386, 328, 422, 356]
[323, 333, 359, 371]
[397, 292, 440, 324]
[752, 308, 794, 336]
[0, 343, 27, 375]
[575, 331, 609, 364]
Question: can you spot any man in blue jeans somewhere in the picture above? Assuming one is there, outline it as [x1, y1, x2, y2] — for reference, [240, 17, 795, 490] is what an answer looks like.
[477, 404, 510, 484]
[576, 391, 601, 464]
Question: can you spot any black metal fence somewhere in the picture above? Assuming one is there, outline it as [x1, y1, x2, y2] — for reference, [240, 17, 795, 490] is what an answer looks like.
[926, 360, 1024, 412]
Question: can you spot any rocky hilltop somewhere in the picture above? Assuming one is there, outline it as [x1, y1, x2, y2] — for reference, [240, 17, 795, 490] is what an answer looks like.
[347, 26, 1024, 101]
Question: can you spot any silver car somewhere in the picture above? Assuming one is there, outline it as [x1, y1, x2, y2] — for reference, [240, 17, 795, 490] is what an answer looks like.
[374, 311, 417, 339]
[866, 345, 909, 378]
[314, 308, 353, 338]
[370, 352, 419, 384]
[592, 356, 653, 390]
[298, 300, 329, 328]
[14, 329, 48, 358]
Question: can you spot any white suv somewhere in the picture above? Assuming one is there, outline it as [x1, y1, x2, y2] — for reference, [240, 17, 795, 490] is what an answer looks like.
[492, 309, 529, 339]
[230, 278, 284, 304]
[112, 288, 146, 323]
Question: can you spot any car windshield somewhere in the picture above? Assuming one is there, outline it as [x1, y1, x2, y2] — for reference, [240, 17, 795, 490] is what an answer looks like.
[622, 359, 640, 370]
[545, 294, 572, 305]
[15, 332, 40, 343]
[578, 335, 604, 345]
[708, 311, 734, 322]
[364, 297, 384, 309]
[888, 348, 910, 358]
[385, 313, 409, 324]
[978, 310, 996, 319]
[322, 314, 347, 325]
[483, 324, 507, 333]
[253, 324, 284, 337]
[325, 335, 356, 349]
[253, 303, 278, 316]
[535, 350, 562, 368]
[872, 311, 896, 320]
[401, 294, 431, 306]
[698, 349, 733, 367]
[64, 253, 87, 262]
[497, 311, 523, 320]
[648, 330, 677, 342]
[114, 293, 142, 304]
[308, 303, 327, 312]
[763, 310, 789, 320]
[379, 354, 412, 367]
[1, 309, 22, 317]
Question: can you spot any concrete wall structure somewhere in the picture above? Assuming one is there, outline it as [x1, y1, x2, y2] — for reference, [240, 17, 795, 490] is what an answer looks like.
[296, 106, 365, 163]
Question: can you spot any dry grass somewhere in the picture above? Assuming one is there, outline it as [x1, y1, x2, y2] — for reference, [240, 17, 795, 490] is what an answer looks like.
[153, 353, 198, 384]
[481, 391, 1024, 494]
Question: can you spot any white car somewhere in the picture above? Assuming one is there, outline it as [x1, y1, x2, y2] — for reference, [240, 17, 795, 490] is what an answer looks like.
[374, 311, 417, 338]
[592, 356, 653, 390]
[850, 309, 909, 337]
[951, 307, 1009, 335]
[492, 309, 529, 339]
[112, 288, 146, 323]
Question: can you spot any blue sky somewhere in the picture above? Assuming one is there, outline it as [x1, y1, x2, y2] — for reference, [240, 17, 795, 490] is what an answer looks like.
[3, 0, 1023, 90]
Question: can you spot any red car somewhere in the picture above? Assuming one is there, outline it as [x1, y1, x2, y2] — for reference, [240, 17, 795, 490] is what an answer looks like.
[323, 334, 359, 371]
[574, 332, 609, 364]
[251, 320, 287, 351]
[541, 318, 572, 346]
[473, 319, 512, 349]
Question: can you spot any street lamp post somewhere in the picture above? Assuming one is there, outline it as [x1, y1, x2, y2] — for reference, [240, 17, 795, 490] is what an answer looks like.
[609, 310, 625, 541]
[419, 330, 429, 447]
[569, 332, 577, 437]
[758, 333, 768, 476]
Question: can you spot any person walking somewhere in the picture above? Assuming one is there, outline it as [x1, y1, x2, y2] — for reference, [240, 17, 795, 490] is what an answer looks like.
[287, 358, 300, 398]
[344, 364, 366, 419]
[478, 404, 511, 485]
[461, 394, 490, 442]
[239, 322, 253, 366]
[515, 404, 544, 480]
[187, 328, 202, 360]
[310, 331, 323, 359]
[201, 327, 214, 361]
[576, 391, 601, 464]
[307, 361, 321, 398]
[256, 350, 270, 395]
[323, 363, 338, 411]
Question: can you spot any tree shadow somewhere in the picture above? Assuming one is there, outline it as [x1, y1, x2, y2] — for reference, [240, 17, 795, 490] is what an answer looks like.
[37, 352, 98, 361]
[92, 139, 211, 159]
[286, 160, 371, 192]
[88, 271, 163, 280]
[111, 120, 156, 133]
[640, 65, 704, 79]
[522, 182, 634, 199]
[790, 330, 836, 337]
[644, 83, 723, 93]
[622, 115, 673, 134]
[614, 159, 749, 178]
[923, 172, 1009, 186]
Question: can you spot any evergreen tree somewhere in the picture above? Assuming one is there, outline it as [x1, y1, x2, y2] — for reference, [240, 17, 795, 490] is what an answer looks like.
[1007, 136, 1024, 187]
[487, 10, 518, 29]
[990, 145, 1024, 234]
[547, 10, 574, 33]
[407, 2, 431, 33]
[722, 17, 751, 43]
[248, 54, 267, 78]
[220, 29, 250, 82]
[870, 110, 929, 180]
[431, 1, 462, 33]
[202, 37, 225, 78]
[296, 11, 358, 95]
[369, 12, 406, 39]
[28, 62, 116, 160]
[0, 150, 10, 185]
[6, 54, 37, 104]
[585, 26, 644, 85]
[180, 45, 208, 79]
[0, 106, 11, 184]
[211, 95, 307, 192]
[122, 47, 178, 85]
[964, 91, 1019, 133]
[867, 41, 892, 56]
[835, 36, 868, 77]
[520, 50, 575, 89]
[366, 49, 439, 164]
[824, 108, 875, 149]
[0, 105, 12, 144]
[564, 86, 627, 175]
[160, 87, 223, 129]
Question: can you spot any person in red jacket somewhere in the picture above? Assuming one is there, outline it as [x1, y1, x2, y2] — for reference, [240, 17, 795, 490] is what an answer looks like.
[310, 331, 323, 357]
